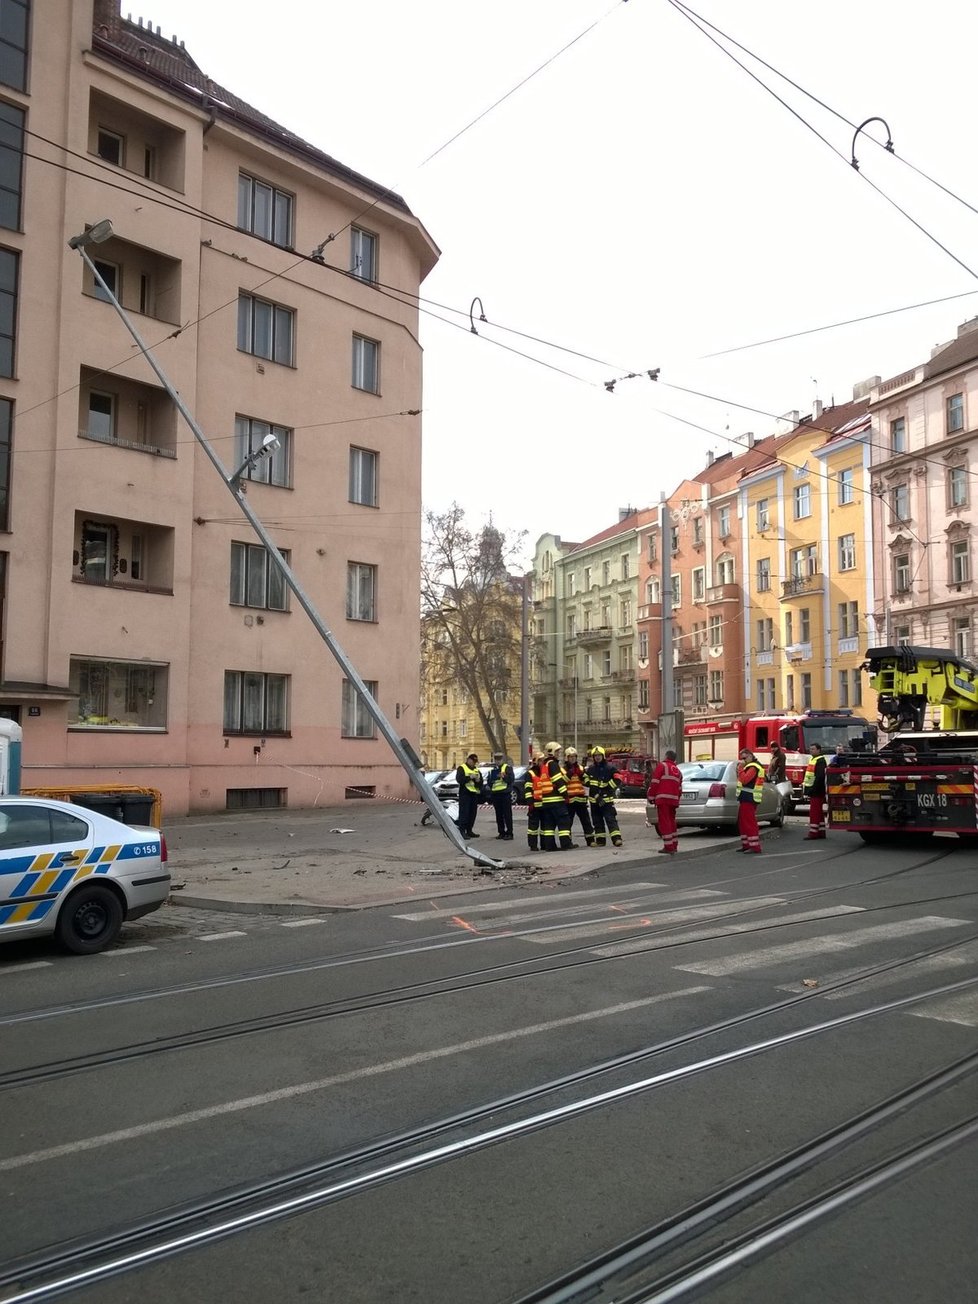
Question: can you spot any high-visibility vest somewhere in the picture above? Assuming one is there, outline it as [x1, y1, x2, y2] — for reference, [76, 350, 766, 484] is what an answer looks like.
[530, 767, 555, 803]
[564, 763, 587, 801]
[736, 760, 765, 803]
[648, 760, 682, 806]
[490, 764, 511, 792]
[459, 763, 482, 795]
[803, 755, 826, 793]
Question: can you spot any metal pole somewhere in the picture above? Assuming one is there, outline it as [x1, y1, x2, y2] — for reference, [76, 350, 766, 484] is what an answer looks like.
[660, 501, 674, 713]
[72, 242, 504, 871]
[520, 574, 530, 762]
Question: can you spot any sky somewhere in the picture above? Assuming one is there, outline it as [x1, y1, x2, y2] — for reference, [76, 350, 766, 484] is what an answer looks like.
[146, 0, 978, 552]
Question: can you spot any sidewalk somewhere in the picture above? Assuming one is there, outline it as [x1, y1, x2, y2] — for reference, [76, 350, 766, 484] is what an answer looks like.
[165, 798, 748, 914]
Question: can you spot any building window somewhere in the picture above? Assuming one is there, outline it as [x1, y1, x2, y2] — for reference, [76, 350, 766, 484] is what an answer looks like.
[694, 675, 707, 706]
[756, 557, 771, 592]
[566, 612, 576, 638]
[718, 506, 731, 538]
[950, 538, 971, 585]
[568, 573, 576, 596]
[786, 673, 795, 710]
[230, 541, 289, 611]
[784, 611, 793, 646]
[224, 670, 289, 734]
[620, 644, 633, 671]
[602, 560, 611, 584]
[87, 391, 114, 440]
[0, 245, 16, 376]
[601, 650, 612, 676]
[852, 668, 863, 707]
[342, 678, 378, 738]
[801, 673, 812, 710]
[692, 516, 703, 545]
[646, 577, 660, 604]
[800, 608, 811, 642]
[669, 526, 679, 554]
[708, 614, 723, 647]
[890, 417, 907, 453]
[638, 630, 648, 660]
[351, 227, 377, 281]
[352, 334, 380, 393]
[621, 552, 630, 580]
[839, 600, 859, 637]
[0, 397, 9, 529]
[790, 545, 817, 579]
[947, 392, 965, 435]
[756, 498, 770, 530]
[91, 259, 119, 304]
[837, 468, 855, 505]
[757, 617, 773, 651]
[0, 101, 24, 231]
[0, 0, 29, 92]
[237, 173, 293, 247]
[948, 465, 968, 509]
[620, 597, 631, 625]
[838, 533, 856, 571]
[69, 657, 168, 729]
[692, 567, 705, 601]
[349, 446, 378, 507]
[96, 126, 124, 165]
[234, 416, 291, 487]
[891, 483, 910, 521]
[670, 575, 681, 608]
[839, 669, 849, 707]
[757, 679, 765, 711]
[638, 679, 649, 709]
[716, 555, 734, 585]
[953, 617, 971, 658]
[646, 537, 657, 564]
[894, 623, 911, 644]
[237, 292, 294, 365]
[893, 552, 911, 593]
[793, 483, 811, 519]
[583, 653, 594, 679]
[708, 670, 723, 704]
[584, 565, 592, 587]
[346, 561, 377, 621]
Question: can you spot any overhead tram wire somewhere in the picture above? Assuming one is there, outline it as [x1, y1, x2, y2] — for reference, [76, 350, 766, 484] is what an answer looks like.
[668, 0, 978, 224]
[663, 0, 978, 284]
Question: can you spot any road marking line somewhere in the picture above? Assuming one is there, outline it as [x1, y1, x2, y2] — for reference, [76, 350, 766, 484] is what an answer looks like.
[98, 946, 157, 956]
[198, 931, 248, 942]
[280, 918, 327, 928]
[909, 990, 978, 1027]
[0, 988, 711, 1172]
[780, 944, 978, 998]
[677, 916, 972, 977]
[527, 896, 792, 948]
[594, 905, 863, 957]
[392, 883, 670, 920]
[0, 960, 53, 975]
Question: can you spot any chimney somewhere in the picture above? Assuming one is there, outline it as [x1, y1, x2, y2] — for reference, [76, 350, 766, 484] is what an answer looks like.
[745, 431, 755, 449]
[813, 399, 823, 420]
[957, 317, 978, 338]
[851, 375, 881, 400]
[706, 450, 714, 466]
[618, 505, 636, 522]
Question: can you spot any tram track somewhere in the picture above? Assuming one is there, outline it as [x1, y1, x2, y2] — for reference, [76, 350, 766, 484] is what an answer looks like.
[2, 976, 976, 1304]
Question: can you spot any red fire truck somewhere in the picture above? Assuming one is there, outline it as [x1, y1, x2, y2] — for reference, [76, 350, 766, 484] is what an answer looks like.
[685, 711, 874, 809]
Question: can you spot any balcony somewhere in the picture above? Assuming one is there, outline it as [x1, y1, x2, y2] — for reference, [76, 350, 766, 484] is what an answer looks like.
[637, 603, 662, 621]
[574, 625, 613, 646]
[82, 234, 182, 326]
[784, 642, 813, 662]
[677, 646, 703, 665]
[78, 367, 177, 457]
[72, 512, 174, 594]
[705, 583, 739, 605]
[755, 650, 774, 665]
[610, 669, 635, 682]
[837, 636, 859, 655]
[781, 572, 824, 600]
[558, 677, 579, 689]
[89, 88, 187, 192]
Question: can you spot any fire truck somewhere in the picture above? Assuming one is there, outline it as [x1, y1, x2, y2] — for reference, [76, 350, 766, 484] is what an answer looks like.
[684, 712, 874, 809]
[827, 645, 978, 842]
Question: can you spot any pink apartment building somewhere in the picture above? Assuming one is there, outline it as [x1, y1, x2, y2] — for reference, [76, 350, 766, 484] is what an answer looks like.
[0, 1, 438, 812]
[869, 319, 978, 659]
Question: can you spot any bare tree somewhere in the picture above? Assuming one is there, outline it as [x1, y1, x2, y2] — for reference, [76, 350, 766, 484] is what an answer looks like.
[421, 505, 525, 757]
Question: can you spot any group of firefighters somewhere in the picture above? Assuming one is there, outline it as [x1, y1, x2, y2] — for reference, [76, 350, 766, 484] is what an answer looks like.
[454, 743, 624, 852]
[455, 738, 829, 855]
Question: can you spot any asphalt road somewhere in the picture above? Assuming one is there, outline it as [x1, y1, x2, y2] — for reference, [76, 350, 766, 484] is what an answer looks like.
[1, 821, 976, 1303]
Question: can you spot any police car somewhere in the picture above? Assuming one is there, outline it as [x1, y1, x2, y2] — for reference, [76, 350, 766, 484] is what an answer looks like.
[0, 796, 169, 955]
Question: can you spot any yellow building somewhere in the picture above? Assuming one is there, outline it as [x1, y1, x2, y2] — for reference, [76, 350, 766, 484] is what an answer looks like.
[738, 395, 876, 713]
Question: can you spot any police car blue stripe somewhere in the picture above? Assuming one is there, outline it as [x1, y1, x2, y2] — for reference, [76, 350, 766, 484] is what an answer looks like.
[116, 843, 160, 861]
[11, 873, 40, 898]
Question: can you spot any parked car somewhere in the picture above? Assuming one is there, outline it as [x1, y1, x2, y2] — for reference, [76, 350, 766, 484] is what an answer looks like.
[433, 766, 495, 801]
[645, 760, 785, 831]
[0, 796, 169, 954]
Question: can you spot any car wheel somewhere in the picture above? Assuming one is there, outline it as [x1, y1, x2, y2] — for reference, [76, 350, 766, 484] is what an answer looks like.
[769, 807, 785, 828]
[55, 883, 124, 955]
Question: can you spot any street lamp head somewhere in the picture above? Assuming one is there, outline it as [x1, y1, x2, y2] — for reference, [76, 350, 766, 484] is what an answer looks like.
[68, 219, 114, 250]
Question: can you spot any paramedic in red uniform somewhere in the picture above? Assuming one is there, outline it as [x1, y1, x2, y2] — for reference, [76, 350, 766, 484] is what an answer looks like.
[648, 750, 683, 854]
[736, 747, 765, 854]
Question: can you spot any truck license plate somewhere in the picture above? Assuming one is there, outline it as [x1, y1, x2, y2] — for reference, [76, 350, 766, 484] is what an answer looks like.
[831, 810, 851, 822]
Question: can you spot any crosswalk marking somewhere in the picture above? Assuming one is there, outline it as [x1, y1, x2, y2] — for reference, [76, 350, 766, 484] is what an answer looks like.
[592, 905, 865, 957]
[909, 989, 978, 1027]
[280, 918, 327, 928]
[521, 896, 796, 946]
[198, 931, 248, 942]
[676, 916, 972, 977]
[391, 883, 670, 921]
[779, 942, 978, 999]
[98, 945, 157, 956]
[0, 960, 53, 975]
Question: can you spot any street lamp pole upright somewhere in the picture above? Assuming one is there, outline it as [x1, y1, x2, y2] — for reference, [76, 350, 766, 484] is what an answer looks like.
[68, 222, 505, 870]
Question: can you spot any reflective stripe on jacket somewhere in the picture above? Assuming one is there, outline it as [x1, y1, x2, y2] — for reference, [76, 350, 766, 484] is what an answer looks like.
[648, 760, 682, 807]
[802, 755, 826, 796]
[490, 764, 511, 793]
[459, 763, 483, 795]
[564, 762, 587, 801]
[736, 760, 765, 803]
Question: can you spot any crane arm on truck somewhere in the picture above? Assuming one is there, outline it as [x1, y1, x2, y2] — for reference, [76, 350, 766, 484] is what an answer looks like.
[862, 645, 978, 733]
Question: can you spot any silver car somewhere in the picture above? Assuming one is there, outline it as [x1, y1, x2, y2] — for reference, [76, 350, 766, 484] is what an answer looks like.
[646, 760, 785, 830]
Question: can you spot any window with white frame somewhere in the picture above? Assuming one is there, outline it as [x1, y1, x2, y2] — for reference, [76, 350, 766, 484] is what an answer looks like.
[718, 505, 731, 537]
[567, 573, 576, 596]
[583, 652, 594, 679]
[694, 675, 707, 705]
[346, 561, 377, 621]
[948, 465, 968, 509]
[837, 468, 855, 504]
[790, 545, 817, 578]
[224, 670, 289, 734]
[670, 574, 681, 607]
[584, 565, 592, 587]
[669, 526, 679, 554]
[852, 668, 863, 706]
[350, 227, 377, 281]
[692, 516, 704, 544]
[786, 673, 795, 710]
[838, 600, 859, 637]
[716, 554, 734, 585]
[638, 630, 648, 660]
[341, 678, 378, 738]
[621, 552, 630, 579]
[953, 617, 971, 658]
[756, 498, 770, 530]
[349, 446, 378, 506]
[646, 536, 656, 563]
[237, 174, 293, 247]
[784, 611, 793, 645]
[893, 552, 911, 593]
[600, 601, 611, 626]
[890, 417, 907, 453]
[708, 614, 723, 646]
[947, 392, 965, 434]
[757, 617, 774, 651]
[230, 541, 289, 611]
[601, 650, 612, 676]
[619, 597, 631, 625]
[638, 678, 649, 709]
[757, 679, 766, 710]
[234, 416, 291, 487]
[801, 672, 812, 709]
[566, 611, 576, 638]
[894, 623, 911, 643]
[950, 537, 971, 585]
[237, 293, 294, 365]
[800, 608, 811, 642]
[692, 567, 705, 601]
[708, 670, 724, 703]
[839, 669, 849, 707]
[756, 557, 771, 591]
[620, 644, 633, 671]
[352, 335, 380, 393]
[793, 483, 811, 519]
[838, 533, 856, 571]
[87, 391, 114, 440]
[891, 483, 910, 521]
[646, 577, 660, 604]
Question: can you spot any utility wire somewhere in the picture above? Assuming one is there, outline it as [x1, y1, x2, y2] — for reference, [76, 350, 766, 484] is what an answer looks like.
[664, 0, 978, 282]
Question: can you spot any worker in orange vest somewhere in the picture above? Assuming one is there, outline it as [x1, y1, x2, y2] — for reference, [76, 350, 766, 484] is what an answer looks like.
[563, 747, 594, 847]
